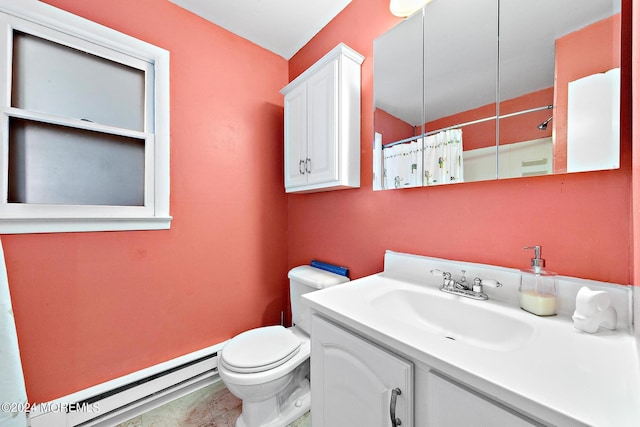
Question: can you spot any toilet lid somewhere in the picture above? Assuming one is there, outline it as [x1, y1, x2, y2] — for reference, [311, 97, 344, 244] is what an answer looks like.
[221, 325, 301, 373]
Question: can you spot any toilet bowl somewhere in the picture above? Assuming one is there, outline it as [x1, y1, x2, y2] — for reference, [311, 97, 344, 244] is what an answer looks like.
[218, 266, 349, 427]
[219, 326, 311, 427]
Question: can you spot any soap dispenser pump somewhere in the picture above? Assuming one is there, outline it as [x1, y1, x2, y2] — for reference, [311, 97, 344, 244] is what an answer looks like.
[519, 245, 558, 316]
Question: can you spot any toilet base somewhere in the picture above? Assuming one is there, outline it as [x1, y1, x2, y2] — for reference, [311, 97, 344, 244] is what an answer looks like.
[235, 377, 310, 427]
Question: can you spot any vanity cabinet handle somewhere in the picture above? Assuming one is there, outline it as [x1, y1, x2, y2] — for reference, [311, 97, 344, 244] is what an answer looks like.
[390, 387, 402, 427]
[299, 159, 306, 175]
[305, 158, 311, 174]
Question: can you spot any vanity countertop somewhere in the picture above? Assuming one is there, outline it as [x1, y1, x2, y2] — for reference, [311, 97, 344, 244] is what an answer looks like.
[303, 270, 640, 427]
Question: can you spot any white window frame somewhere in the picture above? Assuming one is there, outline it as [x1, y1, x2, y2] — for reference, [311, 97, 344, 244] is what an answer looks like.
[0, 0, 171, 233]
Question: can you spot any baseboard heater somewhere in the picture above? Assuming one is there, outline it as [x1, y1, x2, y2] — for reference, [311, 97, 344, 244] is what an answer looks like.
[29, 345, 222, 427]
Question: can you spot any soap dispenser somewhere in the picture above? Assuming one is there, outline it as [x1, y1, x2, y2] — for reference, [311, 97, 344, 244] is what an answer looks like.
[520, 245, 558, 316]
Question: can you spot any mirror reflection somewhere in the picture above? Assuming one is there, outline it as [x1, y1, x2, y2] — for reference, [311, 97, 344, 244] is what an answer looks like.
[373, 9, 423, 189]
[373, 0, 621, 190]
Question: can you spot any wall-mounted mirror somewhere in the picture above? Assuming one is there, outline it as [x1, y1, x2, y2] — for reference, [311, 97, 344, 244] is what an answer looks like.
[373, 0, 621, 190]
[373, 8, 424, 189]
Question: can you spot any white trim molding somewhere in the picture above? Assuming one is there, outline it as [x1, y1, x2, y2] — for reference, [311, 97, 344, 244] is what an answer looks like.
[0, 0, 171, 233]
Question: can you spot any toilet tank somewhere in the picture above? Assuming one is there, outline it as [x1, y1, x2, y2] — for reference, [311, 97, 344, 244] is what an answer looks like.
[288, 265, 349, 333]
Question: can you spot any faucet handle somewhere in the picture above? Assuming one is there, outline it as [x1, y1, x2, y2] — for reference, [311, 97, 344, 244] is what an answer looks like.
[430, 269, 450, 279]
[481, 279, 502, 288]
[431, 269, 454, 289]
[472, 277, 502, 293]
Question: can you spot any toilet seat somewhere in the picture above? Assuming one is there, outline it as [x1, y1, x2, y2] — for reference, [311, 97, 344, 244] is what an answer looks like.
[221, 325, 301, 374]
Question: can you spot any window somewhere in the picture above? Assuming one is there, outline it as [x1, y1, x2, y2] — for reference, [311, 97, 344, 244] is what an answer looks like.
[0, 0, 171, 233]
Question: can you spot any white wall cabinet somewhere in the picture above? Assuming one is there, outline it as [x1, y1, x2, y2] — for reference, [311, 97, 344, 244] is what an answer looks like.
[281, 43, 364, 193]
[311, 315, 413, 427]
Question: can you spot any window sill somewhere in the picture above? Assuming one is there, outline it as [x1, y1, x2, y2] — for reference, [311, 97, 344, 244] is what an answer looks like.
[0, 216, 172, 234]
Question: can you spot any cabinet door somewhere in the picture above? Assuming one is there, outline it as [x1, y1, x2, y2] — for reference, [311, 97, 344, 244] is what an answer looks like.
[306, 60, 339, 186]
[311, 315, 413, 427]
[427, 371, 539, 426]
[284, 83, 308, 188]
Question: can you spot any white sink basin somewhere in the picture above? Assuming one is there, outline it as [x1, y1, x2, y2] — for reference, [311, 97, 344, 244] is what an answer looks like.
[370, 287, 534, 351]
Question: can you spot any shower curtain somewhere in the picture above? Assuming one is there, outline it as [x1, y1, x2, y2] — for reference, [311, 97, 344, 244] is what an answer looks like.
[423, 129, 463, 185]
[0, 238, 28, 427]
[383, 138, 423, 189]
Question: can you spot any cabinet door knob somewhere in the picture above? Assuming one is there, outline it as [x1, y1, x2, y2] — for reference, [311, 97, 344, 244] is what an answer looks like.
[390, 387, 402, 427]
[299, 159, 306, 175]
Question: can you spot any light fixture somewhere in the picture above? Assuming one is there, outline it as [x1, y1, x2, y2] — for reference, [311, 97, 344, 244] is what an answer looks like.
[389, 0, 433, 17]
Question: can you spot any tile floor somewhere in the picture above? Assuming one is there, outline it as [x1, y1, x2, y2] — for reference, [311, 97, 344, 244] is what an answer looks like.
[115, 380, 311, 427]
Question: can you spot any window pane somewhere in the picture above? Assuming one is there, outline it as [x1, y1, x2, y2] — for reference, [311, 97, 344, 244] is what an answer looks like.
[9, 119, 145, 206]
[12, 31, 145, 131]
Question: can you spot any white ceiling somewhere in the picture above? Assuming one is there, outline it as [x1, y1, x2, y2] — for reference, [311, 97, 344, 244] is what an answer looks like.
[168, 0, 352, 60]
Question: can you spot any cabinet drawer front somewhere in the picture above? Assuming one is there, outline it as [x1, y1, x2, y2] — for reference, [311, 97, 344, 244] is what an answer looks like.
[427, 371, 541, 426]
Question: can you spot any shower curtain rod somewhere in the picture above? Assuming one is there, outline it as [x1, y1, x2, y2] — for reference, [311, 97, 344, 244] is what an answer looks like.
[381, 105, 553, 149]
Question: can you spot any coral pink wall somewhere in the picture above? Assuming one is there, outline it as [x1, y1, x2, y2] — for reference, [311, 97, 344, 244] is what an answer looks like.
[498, 88, 555, 147]
[632, 0, 640, 347]
[287, 0, 633, 284]
[634, 0, 640, 281]
[423, 88, 555, 151]
[6, 0, 289, 402]
[374, 108, 417, 146]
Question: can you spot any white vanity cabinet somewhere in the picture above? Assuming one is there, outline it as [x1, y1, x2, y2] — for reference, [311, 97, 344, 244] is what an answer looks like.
[311, 315, 413, 427]
[281, 44, 364, 193]
[427, 372, 540, 426]
[312, 313, 541, 427]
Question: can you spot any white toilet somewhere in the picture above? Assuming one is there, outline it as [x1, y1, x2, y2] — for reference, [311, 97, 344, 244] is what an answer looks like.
[218, 265, 349, 427]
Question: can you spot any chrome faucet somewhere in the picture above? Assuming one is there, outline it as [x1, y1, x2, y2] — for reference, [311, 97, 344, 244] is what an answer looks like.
[431, 269, 502, 300]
